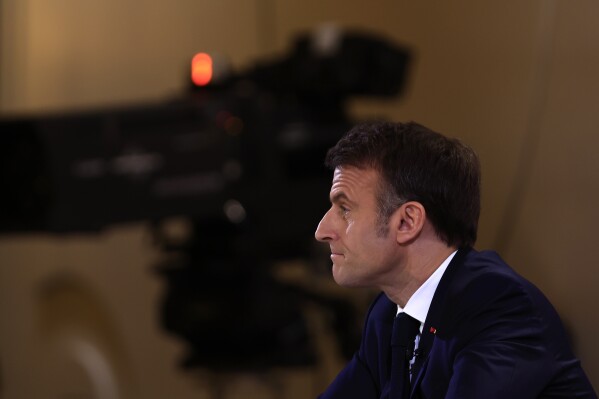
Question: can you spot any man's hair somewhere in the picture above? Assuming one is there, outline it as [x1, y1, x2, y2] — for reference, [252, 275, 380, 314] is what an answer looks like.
[324, 121, 481, 247]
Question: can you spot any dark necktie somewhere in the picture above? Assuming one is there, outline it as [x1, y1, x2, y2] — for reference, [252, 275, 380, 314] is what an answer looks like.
[389, 312, 421, 398]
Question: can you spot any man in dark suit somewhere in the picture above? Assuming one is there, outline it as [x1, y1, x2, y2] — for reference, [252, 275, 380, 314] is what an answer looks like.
[314, 121, 596, 398]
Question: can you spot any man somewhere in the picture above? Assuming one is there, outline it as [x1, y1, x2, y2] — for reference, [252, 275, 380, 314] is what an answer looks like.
[314, 121, 596, 398]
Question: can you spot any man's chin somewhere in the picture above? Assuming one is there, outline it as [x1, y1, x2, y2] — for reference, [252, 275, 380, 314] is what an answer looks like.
[332, 265, 363, 288]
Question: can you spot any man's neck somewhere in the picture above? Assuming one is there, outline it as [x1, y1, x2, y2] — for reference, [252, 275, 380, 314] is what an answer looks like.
[383, 241, 457, 308]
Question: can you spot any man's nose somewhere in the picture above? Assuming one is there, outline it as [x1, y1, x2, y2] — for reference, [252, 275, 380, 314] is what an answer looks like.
[315, 208, 336, 242]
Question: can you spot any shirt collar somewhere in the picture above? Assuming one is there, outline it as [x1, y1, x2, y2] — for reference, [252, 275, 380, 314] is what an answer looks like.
[397, 250, 457, 325]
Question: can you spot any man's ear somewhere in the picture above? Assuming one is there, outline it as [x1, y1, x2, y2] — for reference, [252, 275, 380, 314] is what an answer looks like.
[391, 201, 426, 244]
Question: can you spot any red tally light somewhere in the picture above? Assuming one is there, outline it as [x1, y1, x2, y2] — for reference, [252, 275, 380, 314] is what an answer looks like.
[191, 53, 213, 86]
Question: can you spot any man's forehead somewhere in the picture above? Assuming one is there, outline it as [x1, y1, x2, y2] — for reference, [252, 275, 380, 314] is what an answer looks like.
[331, 166, 380, 190]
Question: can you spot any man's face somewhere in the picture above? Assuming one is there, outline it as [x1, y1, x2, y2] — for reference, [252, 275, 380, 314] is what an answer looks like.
[315, 166, 401, 288]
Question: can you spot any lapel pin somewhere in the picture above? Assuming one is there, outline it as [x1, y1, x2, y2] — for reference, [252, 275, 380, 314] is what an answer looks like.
[429, 327, 437, 334]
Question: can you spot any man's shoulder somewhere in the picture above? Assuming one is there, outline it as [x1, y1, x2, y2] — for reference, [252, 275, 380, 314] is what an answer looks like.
[456, 248, 531, 289]
[442, 248, 557, 323]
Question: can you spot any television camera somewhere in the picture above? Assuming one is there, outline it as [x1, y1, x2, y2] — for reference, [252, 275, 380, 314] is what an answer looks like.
[0, 28, 410, 371]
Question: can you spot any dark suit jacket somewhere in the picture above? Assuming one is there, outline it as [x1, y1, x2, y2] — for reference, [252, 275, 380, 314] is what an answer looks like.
[318, 248, 597, 398]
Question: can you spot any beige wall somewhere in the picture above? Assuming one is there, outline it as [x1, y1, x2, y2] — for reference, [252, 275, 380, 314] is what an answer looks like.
[502, 0, 599, 376]
[1, 0, 598, 396]
[0, 226, 195, 399]
[0, 0, 263, 113]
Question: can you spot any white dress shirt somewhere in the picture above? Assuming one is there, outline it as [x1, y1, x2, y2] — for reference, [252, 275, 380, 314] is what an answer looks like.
[396, 250, 457, 374]
[396, 250, 457, 327]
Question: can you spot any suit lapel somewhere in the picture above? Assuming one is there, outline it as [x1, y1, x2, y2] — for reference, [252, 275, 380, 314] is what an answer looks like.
[409, 247, 472, 397]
